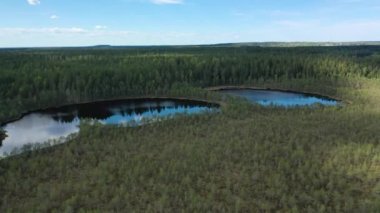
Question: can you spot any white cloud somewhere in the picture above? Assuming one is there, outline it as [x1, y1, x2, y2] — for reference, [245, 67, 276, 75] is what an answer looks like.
[50, 15, 59, 20]
[151, 0, 183, 5]
[27, 0, 40, 5]
[252, 19, 380, 42]
[0, 27, 87, 35]
[1, 20, 380, 47]
[95, 25, 107, 30]
[49, 27, 86, 33]
[0, 27, 199, 47]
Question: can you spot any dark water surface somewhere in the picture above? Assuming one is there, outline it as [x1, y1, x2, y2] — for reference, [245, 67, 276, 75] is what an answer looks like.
[0, 99, 218, 156]
[219, 89, 339, 107]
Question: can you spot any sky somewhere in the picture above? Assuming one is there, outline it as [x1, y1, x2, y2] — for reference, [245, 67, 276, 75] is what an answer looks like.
[0, 0, 379, 47]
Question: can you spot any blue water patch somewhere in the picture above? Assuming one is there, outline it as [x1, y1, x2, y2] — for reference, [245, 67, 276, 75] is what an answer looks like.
[102, 106, 213, 125]
[0, 99, 218, 156]
[219, 89, 338, 107]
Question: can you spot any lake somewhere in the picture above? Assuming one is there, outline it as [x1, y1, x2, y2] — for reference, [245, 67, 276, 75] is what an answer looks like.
[218, 89, 339, 107]
[0, 98, 218, 156]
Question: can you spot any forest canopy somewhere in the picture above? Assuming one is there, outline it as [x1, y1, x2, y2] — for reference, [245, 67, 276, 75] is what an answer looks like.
[1, 45, 380, 212]
[0, 45, 379, 123]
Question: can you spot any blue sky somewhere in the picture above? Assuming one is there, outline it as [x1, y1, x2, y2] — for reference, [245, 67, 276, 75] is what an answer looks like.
[0, 0, 379, 47]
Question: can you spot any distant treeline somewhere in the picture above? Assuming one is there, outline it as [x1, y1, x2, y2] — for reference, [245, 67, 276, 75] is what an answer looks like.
[210, 41, 380, 47]
[0, 46, 380, 122]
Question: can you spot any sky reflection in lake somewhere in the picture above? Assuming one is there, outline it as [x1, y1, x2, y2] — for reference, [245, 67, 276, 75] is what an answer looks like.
[219, 89, 338, 107]
[0, 99, 217, 156]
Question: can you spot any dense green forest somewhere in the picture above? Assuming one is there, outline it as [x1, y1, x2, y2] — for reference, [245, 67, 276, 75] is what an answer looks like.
[0, 46, 379, 123]
[1, 46, 380, 211]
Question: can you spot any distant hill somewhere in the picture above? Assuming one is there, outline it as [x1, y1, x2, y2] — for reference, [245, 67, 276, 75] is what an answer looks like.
[87, 42, 380, 49]
[2, 41, 380, 50]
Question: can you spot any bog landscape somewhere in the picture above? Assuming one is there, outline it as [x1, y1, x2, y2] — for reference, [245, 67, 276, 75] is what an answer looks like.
[1, 0, 380, 212]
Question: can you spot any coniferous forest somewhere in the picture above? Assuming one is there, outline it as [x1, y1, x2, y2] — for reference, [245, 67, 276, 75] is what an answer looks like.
[1, 45, 380, 211]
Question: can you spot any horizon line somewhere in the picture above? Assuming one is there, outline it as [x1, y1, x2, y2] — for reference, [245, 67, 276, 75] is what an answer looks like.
[1, 41, 380, 49]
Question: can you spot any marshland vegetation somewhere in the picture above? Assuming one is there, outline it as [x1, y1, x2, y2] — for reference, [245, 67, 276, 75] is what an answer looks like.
[0, 46, 380, 211]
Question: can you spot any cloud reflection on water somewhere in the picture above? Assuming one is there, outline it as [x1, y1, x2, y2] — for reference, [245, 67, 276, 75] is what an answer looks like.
[0, 99, 217, 156]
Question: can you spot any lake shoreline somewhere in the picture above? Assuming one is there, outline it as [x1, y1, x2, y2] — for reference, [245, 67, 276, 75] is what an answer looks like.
[0, 96, 222, 127]
[0, 86, 347, 127]
[206, 85, 348, 104]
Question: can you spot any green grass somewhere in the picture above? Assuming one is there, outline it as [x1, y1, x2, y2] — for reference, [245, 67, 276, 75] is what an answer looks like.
[1, 79, 380, 212]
